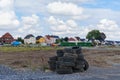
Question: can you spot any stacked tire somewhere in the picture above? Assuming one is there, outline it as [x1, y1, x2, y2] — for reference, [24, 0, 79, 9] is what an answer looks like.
[48, 46, 89, 74]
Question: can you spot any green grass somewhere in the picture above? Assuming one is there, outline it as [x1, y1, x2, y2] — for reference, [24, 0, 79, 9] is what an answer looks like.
[0, 46, 61, 52]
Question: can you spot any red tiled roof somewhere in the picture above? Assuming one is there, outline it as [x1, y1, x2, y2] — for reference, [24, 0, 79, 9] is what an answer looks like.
[68, 38, 76, 41]
[1, 32, 14, 39]
[0, 32, 14, 44]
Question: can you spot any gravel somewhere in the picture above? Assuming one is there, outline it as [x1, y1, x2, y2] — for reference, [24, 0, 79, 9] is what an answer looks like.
[0, 65, 120, 80]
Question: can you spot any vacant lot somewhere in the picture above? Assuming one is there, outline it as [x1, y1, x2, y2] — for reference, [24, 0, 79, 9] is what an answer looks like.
[0, 47, 120, 70]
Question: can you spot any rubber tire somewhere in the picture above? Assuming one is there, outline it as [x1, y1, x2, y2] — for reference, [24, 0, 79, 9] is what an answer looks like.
[58, 56, 75, 62]
[56, 50, 64, 57]
[83, 59, 89, 71]
[77, 54, 84, 60]
[57, 61, 75, 67]
[74, 59, 89, 72]
[49, 56, 58, 61]
[48, 60, 56, 71]
[64, 48, 73, 53]
[76, 48, 82, 54]
[56, 67, 73, 74]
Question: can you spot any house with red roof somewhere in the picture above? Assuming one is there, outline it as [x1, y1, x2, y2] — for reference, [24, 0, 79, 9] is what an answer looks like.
[45, 35, 59, 45]
[0, 32, 15, 44]
[68, 37, 78, 42]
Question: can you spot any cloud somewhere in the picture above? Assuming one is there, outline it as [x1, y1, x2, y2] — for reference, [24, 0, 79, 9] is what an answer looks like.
[18, 14, 42, 37]
[0, 0, 13, 8]
[97, 19, 119, 31]
[86, 19, 120, 40]
[48, 16, 84, 36]
[47, 2, 83, 16]
[48, 16, 120, 40]
[47, 1, 90, 20]
[96, 19, 120, 40]
[0, 0, 19, 29]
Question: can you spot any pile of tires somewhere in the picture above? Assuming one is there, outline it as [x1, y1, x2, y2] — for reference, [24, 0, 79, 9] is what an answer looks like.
[48, 46, 89, 74]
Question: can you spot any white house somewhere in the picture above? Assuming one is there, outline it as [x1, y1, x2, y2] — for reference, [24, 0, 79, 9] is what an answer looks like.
[24, 34, 36, 44]
[45, 35, 59, 45]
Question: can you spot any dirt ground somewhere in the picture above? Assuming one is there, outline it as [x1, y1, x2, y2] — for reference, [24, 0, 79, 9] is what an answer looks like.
[0, 47, 120, 70]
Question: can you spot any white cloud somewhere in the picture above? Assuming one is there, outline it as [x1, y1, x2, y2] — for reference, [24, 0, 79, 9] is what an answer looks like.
[56, 0, 94, 3]
[48, 16, 65, 26]
[97, 19, 119, 31]
[18, 14, 42, 37]
[48, 16, 120, 40]
[96, 19, 120, 40]
[47, 2, 83, 16]
[0, 0, 19, 29]
[86, 19, 120, 40]
[48, 16, 84, 36]
[47, 2, 89, 20]
[0, 0, 13, 8]
[66, 20, 78, 27]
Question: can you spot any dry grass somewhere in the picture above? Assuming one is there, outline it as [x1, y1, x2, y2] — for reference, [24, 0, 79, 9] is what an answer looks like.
[83, 47, 120, 67]
[0, 47, 120, 70]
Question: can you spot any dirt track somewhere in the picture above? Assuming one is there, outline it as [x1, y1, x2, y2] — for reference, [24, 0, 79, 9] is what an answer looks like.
[0, 47, 120, 69]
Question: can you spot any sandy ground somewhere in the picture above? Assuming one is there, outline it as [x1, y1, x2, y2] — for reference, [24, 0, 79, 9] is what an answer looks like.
[0, 47, 120, 70]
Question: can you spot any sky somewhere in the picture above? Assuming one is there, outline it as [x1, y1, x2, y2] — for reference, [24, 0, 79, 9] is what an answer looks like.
[0, 0, 120, 40]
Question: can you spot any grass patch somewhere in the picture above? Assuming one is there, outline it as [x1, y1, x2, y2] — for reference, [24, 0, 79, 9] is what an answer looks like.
[0, 46, 61, 52]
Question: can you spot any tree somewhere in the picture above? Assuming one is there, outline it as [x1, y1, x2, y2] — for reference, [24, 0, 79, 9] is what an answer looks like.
[100, 32, 106, 42]
[16, 37, 24, 44]
[86, 30, 101, 41]
[55, 39, 61, 44]
[64, 37, 69, 42]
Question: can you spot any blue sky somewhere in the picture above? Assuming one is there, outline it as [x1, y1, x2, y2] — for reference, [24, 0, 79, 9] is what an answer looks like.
[0, 0, 120, 40]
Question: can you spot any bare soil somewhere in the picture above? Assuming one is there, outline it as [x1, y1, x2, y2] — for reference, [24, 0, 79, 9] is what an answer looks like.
[0, 47, 120, 70]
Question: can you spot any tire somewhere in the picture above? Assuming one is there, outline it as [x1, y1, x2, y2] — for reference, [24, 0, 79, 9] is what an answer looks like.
[49, 56, 58, 61]
[56, 50, 64, 57]
[57, 61, 75, 67]
[58, 56, 76, 62]
[83, 59, 89, 71]
[77, 54, 84, 60]
[72, 46, 79, 49]
[48, 61, 56, 71]
[56, 67, 73, 74]
[75, 59, 89, 72]
[64, 48, 73, 53]
[76, 48, 82, 54]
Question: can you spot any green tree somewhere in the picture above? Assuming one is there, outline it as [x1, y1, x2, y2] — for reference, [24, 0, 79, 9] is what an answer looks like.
[100, 32, 106, 42]
[16, 37, 24, 44]
[64, 37, 69, 42]
[55, 39, 61, 44]
[86, 30, 101, 41]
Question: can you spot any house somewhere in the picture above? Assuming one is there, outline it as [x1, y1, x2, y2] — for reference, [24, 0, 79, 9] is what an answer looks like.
[24, 34, 36, 44]
[36, 36, 46, 43]
[75, 37, 80, 41]
[51, 35, 59, 43]
[104, 40, 114, 46]
[45, 35, 59, 45]
[80, 39, 86, 42]
[68, 37, 78, 42]
[115, 41, 120, 46]
[0, 32, 15, 44]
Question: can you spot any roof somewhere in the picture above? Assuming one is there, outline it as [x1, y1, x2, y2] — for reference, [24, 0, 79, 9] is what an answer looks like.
[24, 34, 35, 39]
[51, 35, 59, 38]
[115, 41, 120, 43]
[1, 32, 14, 39]
[68, 37, 77, 41]
[45, 35, 51, 40]
[80, 39, 86, 41]
[36, 36, 43, 40]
